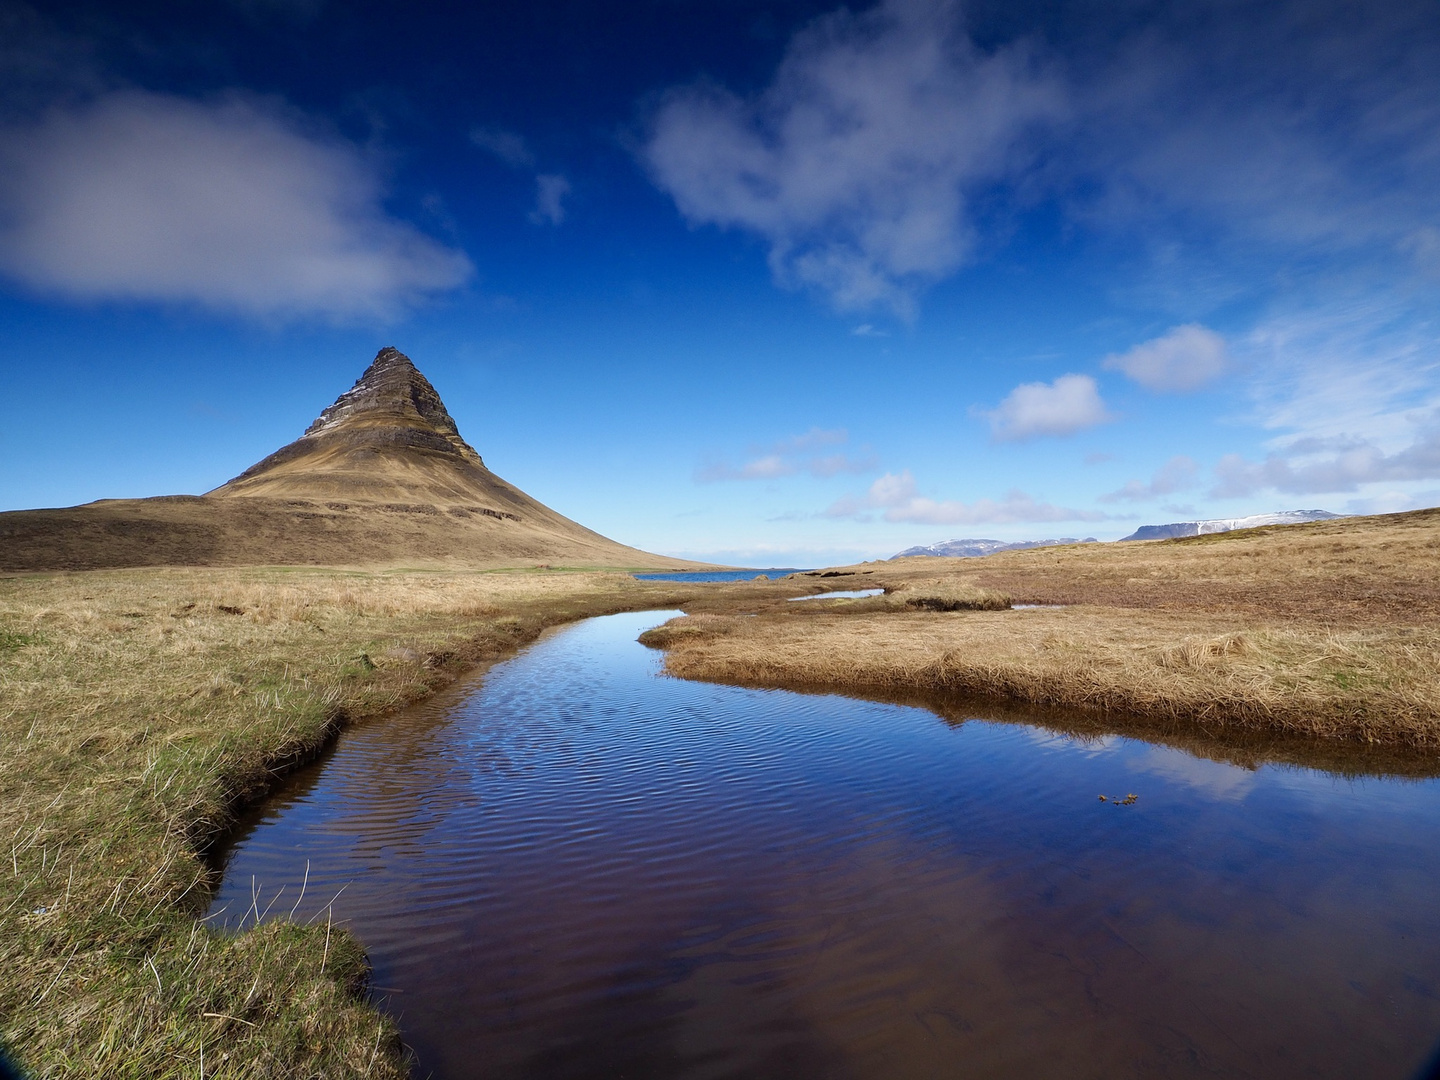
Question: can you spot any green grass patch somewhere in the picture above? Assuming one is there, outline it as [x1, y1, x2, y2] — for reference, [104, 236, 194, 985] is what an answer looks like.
[0, 629, 38, 651]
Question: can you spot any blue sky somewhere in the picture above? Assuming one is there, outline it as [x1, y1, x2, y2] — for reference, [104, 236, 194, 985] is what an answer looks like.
[2, 0, 1438, 565]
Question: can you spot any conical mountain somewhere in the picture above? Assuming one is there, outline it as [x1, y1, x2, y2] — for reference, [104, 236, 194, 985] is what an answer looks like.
[0, 348, 697, 572]
[213, 347, 527, 507]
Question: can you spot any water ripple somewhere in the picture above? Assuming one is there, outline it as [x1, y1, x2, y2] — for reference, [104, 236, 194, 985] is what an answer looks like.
[211, 610, 1440, 1080]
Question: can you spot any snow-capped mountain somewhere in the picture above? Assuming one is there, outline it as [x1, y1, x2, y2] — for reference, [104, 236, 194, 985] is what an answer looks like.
[1120, 510, 1341, 541]
[891, 537, 1099, 559]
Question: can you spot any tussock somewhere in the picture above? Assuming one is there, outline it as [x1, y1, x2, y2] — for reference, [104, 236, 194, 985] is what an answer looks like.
[876, 580, 1010, 612]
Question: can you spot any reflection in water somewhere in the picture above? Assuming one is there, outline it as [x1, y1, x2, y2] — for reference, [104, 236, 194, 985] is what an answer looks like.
[787, 589, 884, 600]
[209, 611, 1440, 1079]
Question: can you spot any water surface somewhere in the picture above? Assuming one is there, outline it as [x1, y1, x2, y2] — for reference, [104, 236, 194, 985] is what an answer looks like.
[788, 588, 884, 600]
[633, 569, 811, 582]
[211, 610, 1440, 1079]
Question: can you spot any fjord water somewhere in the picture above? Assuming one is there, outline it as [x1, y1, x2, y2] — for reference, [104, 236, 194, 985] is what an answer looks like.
[210, 611, 1440, 1079]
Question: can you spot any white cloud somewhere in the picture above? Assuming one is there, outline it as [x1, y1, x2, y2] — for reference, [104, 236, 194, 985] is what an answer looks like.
[0, 90, 471, 320]
[1211, 419, 1440, 497]
[1103, 324, 1229, 392]
[697, 454, 796, 483]
[638, 0, 1440, 333]
[529, 173, 571, 226]
[1240, 296, 1440, 445]
[641, 0, 1062, 316]
[696, 427, 874, 483]
[1132, 747, 1255, 802]
[825, 469, 1107, 524]
[469, 126, 533, 169]
[985, 373, 1113, 441]
[1100, 455, 1198, 503]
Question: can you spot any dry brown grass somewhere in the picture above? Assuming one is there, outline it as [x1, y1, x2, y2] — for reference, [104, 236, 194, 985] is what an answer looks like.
[643, 608, 1440, 744]
[642, 509, 1440, 749]
[0, 567, 695, 1078]
[5, 507, 1440, 1076]
[884, 506, 1440, 623]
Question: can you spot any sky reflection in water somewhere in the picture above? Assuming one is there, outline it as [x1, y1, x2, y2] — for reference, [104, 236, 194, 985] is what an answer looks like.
[210, 611, 1440, 1079]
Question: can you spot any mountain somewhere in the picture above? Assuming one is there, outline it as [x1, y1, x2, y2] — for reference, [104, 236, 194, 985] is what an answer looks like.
[0, 347, 698, 572]
[213, 347, 508, 505]
[891, 537, 1099, 559]
[1121, 510, 1342, 541]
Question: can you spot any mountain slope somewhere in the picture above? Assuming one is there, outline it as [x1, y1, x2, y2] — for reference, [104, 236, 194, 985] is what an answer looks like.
[1, 348, 698, 572]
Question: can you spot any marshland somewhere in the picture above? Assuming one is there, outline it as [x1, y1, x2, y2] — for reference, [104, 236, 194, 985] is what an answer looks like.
[9, 1, 1440, 1075]
[3, 507, 1440, 1076]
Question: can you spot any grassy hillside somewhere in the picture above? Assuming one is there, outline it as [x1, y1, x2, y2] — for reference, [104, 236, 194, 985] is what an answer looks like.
[0, 497, 700, 574]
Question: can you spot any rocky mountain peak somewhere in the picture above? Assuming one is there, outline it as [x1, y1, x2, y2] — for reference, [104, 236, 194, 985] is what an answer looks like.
[210, 346, 495, 500]
[304, 346, 471, 450]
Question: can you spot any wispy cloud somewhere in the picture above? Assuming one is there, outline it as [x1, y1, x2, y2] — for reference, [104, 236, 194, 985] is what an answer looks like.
[642, 0, 1440, 323]
[0, 90, 471, 320]
[642, 0, 1062, 316]
[984, 374, 1114, 441]
[469, 126, 534, 169]
[529, 173, 571, 226]
[1240, 296, 1440, 446]
[825, 469, 1108, 525]
[1212, 419, 1440, 497]
[1100, 455, 1198, 503]
[696, 427, 875, 483]
[697, 454, 796, 482]
[1103, 325, 1229, 392]
[471, 125, 570, 227]
[1074, 1, 1440, 264]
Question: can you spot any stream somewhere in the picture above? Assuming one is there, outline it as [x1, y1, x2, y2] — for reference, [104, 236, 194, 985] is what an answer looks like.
[209, 609, 1440, 1079]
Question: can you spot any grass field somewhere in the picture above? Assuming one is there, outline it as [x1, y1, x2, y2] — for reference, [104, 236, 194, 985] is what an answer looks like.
[0, 567, 694, 1078]
[3, 508, 1438, 1076]
[647, 508, 1440, 747]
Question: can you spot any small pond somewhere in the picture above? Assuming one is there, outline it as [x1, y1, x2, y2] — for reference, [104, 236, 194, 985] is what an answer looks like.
[209, 610, 1440, 1079]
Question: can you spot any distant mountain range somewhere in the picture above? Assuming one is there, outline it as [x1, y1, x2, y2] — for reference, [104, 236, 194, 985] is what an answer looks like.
[891, 510, 1344, 559]
[1119, 510, 1342, 541]
[891, 537, 1099, 559]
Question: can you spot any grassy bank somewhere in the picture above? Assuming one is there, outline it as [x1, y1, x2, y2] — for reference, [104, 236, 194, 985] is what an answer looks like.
[0, 567, 695, 1078]
[644, 510, 1440, 748]
[643, 606, 1440, 744]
